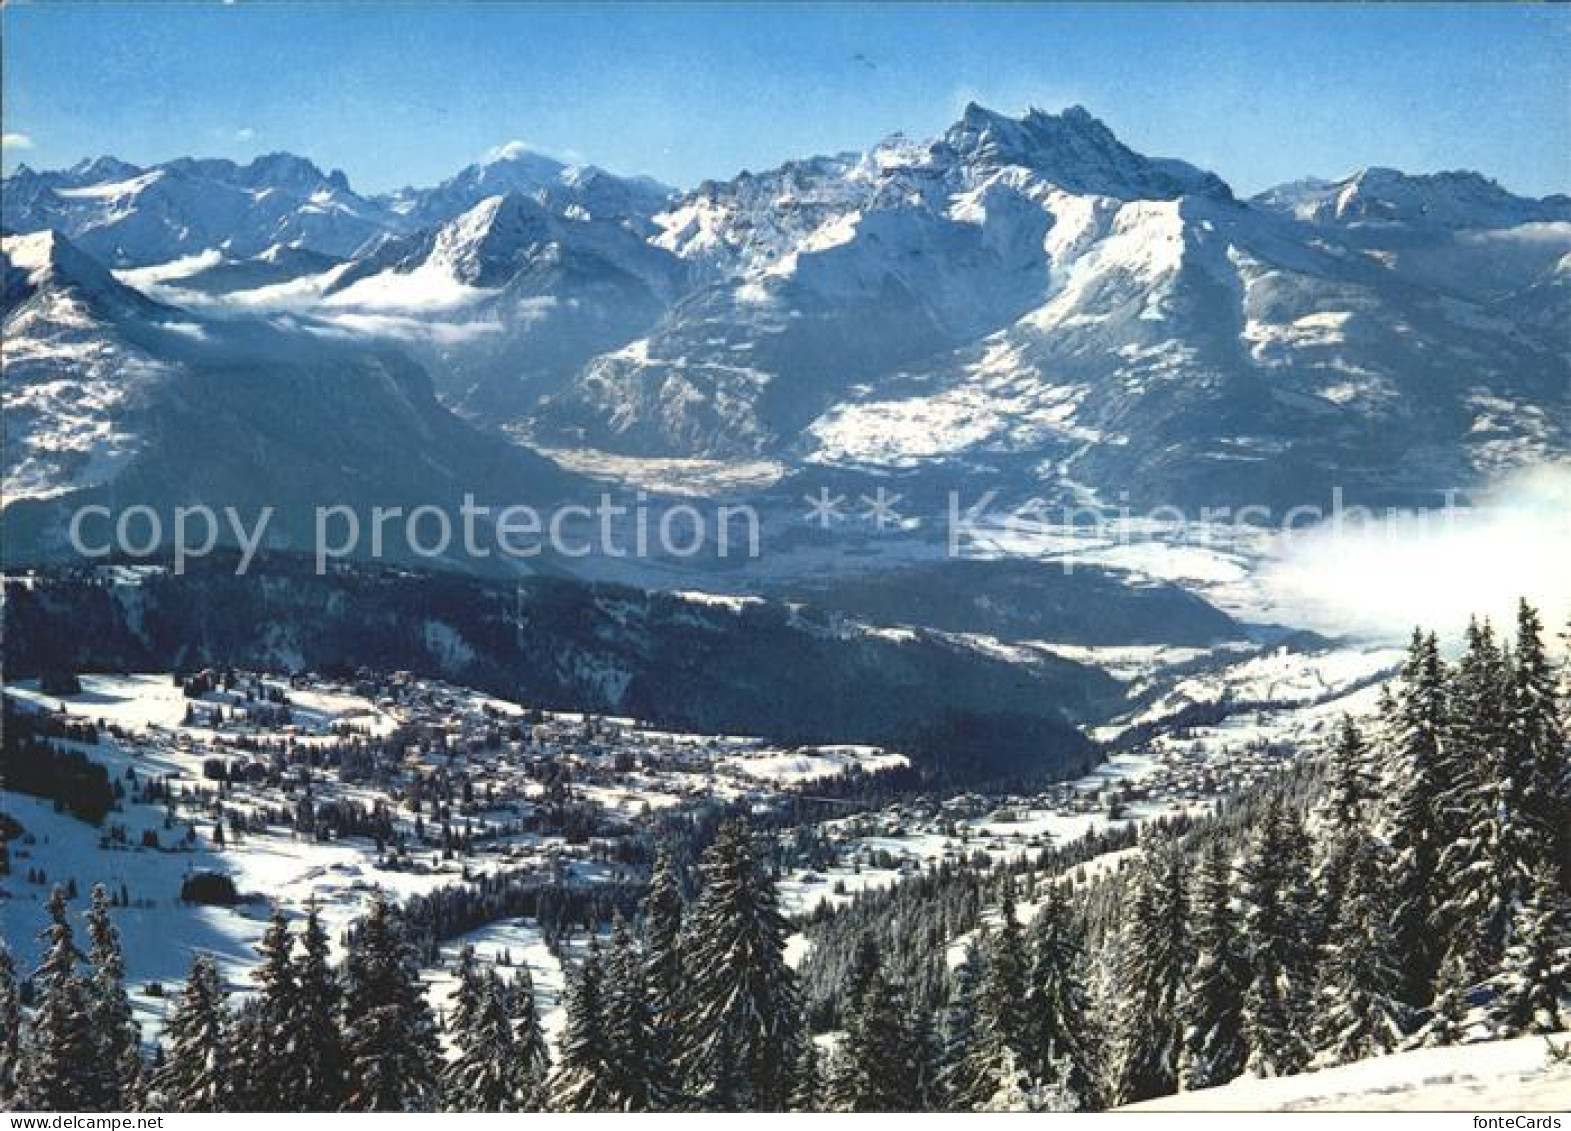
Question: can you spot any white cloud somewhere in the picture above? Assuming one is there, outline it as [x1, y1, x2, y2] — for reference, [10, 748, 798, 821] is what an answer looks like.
[483, 140, 537, 163]
[2, 133, 35, 150]
[234, 127, 256, 142]
[481, 139, 585, 167]
[1259, 461, 1571, 645]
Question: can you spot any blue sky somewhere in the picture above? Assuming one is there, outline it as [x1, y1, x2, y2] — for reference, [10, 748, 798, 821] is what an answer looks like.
[3, 3, 1568, 197]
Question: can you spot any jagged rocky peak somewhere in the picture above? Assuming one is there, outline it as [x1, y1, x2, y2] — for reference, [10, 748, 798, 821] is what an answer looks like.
[65, 155, 145, 184]
[237, 151, 354, 193]
[939, 102, 1233, 200]
[154, 151, 334, 193]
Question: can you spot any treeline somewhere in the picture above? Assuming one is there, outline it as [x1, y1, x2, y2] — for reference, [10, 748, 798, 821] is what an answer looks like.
[0, 882, 550, 1112]
[386, 868, 651, 963]
[795, 815, 1158, 1028]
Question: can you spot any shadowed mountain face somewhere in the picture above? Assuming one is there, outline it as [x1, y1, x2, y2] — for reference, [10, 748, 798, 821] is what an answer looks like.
[0, 230, 577, 565]
[4, 103, 1567, 539]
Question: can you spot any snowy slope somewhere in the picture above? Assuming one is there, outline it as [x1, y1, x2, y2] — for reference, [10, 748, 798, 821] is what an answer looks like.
[315, 193, 681, 416]
[2, 231, 182, 501]
[1126, 1035, 1571, 1111]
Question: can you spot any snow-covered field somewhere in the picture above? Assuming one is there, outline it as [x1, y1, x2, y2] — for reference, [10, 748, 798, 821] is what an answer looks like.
[719, 744, 906, 787]
[530, 446, 786, 497]
[1101, 640, 1403, 740]
[1126, 1035, 1571, 1111]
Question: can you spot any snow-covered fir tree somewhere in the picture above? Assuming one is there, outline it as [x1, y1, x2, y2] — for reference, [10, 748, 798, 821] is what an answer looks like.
[0, 944, 20, 1106]
[151, 954, 230, 1113]
[603, 915, 672, 1110]
[1178, 837, 1248, 1092]
[16, 887, 111, 1112]
[975, 1046, 1078, 1113]
[1434, 606, 1566, 1002]
[291, 903, 347, 1109]
[825, 931, 941, 1112]
[844, 931, 883, 1013]
[504, 965, 550, 1111]
[442, 950, 519, 1111]
[830, 964, 918, 1111]
[937, 939, 984, 1102]
[1504, 601, 1568, 894]
[642, 844, 686, 1068]
[85, 883, 142, 1109]
[223, 998, 267, 1112]
[1381, 629, 1448, 1008]
[1434, 618, 1514, 983]
[903, 999, 945, 1110]
[1415, 948, 1474, 1049]
[547, 938, 618, 1111]
[953, 883, 1031, 1107]
[244, 907, 300, 1111]
[787, 1036, 822, 1113]
[1239, 794, 1315, 1077]
[676, 819, 801, 1111]
[1311, 716, 1371, 947]
[1481, 859, 1570, 1038]
[341, 891, 443, 1112]
[1311, 834, 1411, 1066]
[1022, 891, 1101, 1109]
[1108, 845, 1188, 1104]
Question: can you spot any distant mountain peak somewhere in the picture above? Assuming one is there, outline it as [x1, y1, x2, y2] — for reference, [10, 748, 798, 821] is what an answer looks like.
[379, 144, 671, 234]
[1254, 165, 1571, 229]
[65, 155, 143, 183]
[941, 102, 1231, 201]
[241, 150, 341, 190]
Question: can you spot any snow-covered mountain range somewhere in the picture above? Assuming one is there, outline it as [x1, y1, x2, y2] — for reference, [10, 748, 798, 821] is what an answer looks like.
[4, 103, 1568, 556]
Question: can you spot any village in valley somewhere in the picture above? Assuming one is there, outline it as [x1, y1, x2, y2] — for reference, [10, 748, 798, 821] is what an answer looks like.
[1, 623, 1399, 1042]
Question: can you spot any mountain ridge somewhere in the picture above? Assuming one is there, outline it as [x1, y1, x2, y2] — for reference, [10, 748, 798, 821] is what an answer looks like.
[5, 103, 1567, 522]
